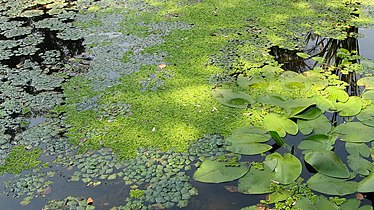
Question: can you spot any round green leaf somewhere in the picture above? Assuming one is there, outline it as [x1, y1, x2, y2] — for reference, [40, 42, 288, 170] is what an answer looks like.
[334, 122, 374, 143]
[307, 173, 357, 195]
[313, 95, 335, 111]
[263, 113, 298, 137]
[227, 127, 271, 143]
[357, 170, 374, 193]
[304, 151, 350, 178]
[362, 90, 374, 103]
[325, 86, 349, 103]
[335, 96, 362, 117]
[340, 199, 360, 210]
[193, 160, 249, 183]
[264, 153, 302, 184]
[297, 114, 331, 135]
[345, 142, 371, 158]
[212, 88, 254, 108]
[358, 77, 374, 90]
[238, 166, 274, 194]
[298, 134, 335, 153]
[226, 143, 272, 155]
[357, 105, 374, 127]
[347, 155, 374, 176]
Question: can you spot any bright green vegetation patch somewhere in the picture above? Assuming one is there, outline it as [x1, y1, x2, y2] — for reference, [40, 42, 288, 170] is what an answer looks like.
[59, 0, 374, 160]
[0, 146, 42, 175]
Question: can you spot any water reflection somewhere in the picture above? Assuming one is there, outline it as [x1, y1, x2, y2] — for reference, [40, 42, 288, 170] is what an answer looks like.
[270, 26, 374, 96]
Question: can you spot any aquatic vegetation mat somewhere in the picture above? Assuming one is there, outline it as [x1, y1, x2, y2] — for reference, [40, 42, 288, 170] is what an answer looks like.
[1, 0, 374, 209]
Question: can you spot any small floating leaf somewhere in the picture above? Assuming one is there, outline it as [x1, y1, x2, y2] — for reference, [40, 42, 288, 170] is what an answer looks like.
[339, 199, 360, 210]
[362, 90, 374, 103]
[212, 89, 254, 108]
[263, 113, 298, 137]
[345, 142, 371, 158]
[357, 171, 374, 193]
[357, 105, 374, 127]
[358, 77, 374, 90]
[347, 155, 374, 176]
[304, 151, 350, 178]
[298, 134, 335, 153]
[334, 122, 374, 143]
[193, 160, 248, 183]
[238, 166, 274, 194]
[291, 106, 322, 120]
[325, 86, 349, 103]
[297, 114, 331, 135]
[335, 96, 362, 117]
[307, 173, 357, 195]
[264, 153, 302, 184]
[237, 75, 264, 89]
[226, 142, 272, 155]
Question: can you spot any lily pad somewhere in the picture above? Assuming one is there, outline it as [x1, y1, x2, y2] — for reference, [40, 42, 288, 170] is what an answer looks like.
[291, 106, 322, 120]
[226, 142, 272, 155]
[193, 160, 248, 183]
[264, 153, 302, 184]
[345, 142, 371, 158]
[297, 114, 332, 135]
[256, 94, 286, 107]
[357, 105, 374, 127]
[340, 199, 360, 210]
[357, 77, 374, 90]
[312, 95, 335, 111]
[334, 122, 374, 143]
[263, 113, 298, 137]
[227, 127, 271, 143]
[304, 151, 350, 178]
[335, 96, 362, 117]
[307, 173, 357, 195]
[237, 75, 264, 89]
[324, 86, 349, 103]
[298, 134, 335, 153]
[357, 170, 374, 193]
[362, 90, 374, 103]
[282, 98, 316, 117]
[238, 166, 274, 194]
[212, 88, 254, 108]
[347, 155, 374, 176]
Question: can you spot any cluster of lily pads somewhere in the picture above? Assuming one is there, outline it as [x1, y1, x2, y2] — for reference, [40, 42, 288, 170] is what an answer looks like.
[193, 54, 374, 208]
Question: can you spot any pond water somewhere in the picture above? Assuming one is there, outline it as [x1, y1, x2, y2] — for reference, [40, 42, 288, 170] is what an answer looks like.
[0, 29, 372, 210]
[1, 1, 374, 209]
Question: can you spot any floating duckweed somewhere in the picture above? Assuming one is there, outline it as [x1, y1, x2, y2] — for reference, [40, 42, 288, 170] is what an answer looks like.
[0, 146, 42, 175]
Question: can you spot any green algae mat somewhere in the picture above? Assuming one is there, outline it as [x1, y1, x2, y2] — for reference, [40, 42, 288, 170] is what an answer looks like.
[1, 0, 374, 209]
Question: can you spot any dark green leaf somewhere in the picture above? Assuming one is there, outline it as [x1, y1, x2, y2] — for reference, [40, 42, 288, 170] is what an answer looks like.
[307, 173, 357, 195]
[304, 151, 350, 178]
[238, 166, 274, 194]
[193, 160, 249, 183]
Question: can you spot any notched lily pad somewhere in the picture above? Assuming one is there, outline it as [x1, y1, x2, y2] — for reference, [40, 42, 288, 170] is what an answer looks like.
[212, 88, 254, 108]
[263, 113, 298, 137]
[307, 173, 357, 196]
[304, 151, 350, 178]
[193, 160, 248, 183]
